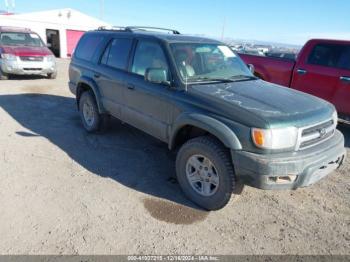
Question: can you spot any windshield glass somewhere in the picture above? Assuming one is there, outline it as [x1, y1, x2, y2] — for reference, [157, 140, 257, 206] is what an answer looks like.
[0, 32, 44, 47]
[170, 43, 254, 82]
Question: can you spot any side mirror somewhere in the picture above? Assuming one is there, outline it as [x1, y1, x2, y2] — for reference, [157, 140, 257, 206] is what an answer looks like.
[145, 68, 170, 86]
[248, 64, 255, 74]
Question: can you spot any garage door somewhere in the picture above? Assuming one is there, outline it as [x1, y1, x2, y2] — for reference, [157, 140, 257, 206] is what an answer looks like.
[66, 30, 85, 57]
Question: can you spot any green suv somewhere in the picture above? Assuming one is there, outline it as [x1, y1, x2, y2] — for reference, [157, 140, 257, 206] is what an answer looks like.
[69, 27, 346, 210]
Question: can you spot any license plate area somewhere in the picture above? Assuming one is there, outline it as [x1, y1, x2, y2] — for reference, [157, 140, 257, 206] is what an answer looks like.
[308, 156, 343, 185]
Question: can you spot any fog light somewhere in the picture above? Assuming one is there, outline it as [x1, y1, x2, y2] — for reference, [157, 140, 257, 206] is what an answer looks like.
[269, 175, 297, 184]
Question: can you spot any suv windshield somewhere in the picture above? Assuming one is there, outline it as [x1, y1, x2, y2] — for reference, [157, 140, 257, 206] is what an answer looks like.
[0, 32, 44, 47]
[170, 43, 255, 83]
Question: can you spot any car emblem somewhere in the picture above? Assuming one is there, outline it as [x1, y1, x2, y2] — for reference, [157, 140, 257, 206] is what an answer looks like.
[319, 128, 327, 138]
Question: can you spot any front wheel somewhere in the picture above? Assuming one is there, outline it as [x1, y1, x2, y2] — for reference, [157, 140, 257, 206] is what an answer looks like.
[176, 136, 236, 210]
[0, 70, 9, 80]
[47, 71, 57, 79]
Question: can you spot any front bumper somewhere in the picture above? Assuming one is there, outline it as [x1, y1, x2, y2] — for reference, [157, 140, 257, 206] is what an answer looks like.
[232, 130, 346, 190]
[0, 58, 56, 76]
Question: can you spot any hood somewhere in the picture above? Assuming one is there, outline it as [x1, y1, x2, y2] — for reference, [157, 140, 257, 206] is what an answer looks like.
[1, 45, 52, 56]
[189, 79, 334, 128]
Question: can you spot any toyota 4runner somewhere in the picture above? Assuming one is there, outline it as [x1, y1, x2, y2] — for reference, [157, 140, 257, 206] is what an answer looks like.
[69, 27, 346, 210]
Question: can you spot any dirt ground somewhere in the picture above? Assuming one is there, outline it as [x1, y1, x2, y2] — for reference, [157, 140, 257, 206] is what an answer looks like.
[0, 59, 349, 255]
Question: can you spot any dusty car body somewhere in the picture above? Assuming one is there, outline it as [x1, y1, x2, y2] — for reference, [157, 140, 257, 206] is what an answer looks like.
[69, 27, 346, 210]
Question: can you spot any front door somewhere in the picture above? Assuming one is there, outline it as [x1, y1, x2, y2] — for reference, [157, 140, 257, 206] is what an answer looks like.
[123, 39, 174, 142]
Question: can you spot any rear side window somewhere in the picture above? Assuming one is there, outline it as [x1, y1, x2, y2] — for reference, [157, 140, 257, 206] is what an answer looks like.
[308, 43, 350, 70]
[100, 38, 133, 70]
[75, 34, 104, 61]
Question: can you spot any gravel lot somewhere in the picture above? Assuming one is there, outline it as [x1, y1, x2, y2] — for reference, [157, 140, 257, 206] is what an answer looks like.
[0, 59, 349, 255]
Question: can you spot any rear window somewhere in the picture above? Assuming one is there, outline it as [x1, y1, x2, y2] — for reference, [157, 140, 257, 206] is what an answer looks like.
[100, 38, 133, 70]
[308, 43, 350, 70]
[74, 34, 104, 61]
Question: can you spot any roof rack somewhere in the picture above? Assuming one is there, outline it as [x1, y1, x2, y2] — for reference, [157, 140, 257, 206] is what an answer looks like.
[126, 26, 180, 34]
[97, 26, 132, 32]
[97, 26, 180, 34]
[0, 26, 32, 32]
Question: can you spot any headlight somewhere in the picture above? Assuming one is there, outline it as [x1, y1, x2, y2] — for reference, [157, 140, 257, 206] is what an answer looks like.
[252, 127, 298, 150]
[1, 53, 17, 61]
[46, 55, 55, 62]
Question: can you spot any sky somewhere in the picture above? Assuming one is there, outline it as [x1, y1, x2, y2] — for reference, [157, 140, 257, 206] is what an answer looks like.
[2, 0, 349, 46]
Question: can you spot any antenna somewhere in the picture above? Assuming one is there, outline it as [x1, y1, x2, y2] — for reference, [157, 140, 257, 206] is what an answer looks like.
[221, 16, 226, 41]
[99, 0, 104, 20]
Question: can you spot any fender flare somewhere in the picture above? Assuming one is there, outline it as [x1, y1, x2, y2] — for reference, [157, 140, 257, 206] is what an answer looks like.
[76, 76, 106, 114]
[169, 113, 242, 150]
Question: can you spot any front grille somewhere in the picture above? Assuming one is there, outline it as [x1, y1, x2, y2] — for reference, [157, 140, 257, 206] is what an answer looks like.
[20, 56, 44, 62]
[298, 119, 335, 150]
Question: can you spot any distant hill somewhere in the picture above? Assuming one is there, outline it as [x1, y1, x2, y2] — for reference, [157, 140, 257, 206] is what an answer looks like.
[223, 37, 302, 50]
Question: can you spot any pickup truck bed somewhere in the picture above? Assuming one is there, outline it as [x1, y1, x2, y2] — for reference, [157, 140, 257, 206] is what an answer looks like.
[239, 53, 295, 87]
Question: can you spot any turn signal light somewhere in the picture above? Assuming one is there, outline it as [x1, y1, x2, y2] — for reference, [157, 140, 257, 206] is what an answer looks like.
[252, 129, 264, 147]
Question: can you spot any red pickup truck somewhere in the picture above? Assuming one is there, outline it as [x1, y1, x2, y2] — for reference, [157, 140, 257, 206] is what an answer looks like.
[239, 39, 350, 123]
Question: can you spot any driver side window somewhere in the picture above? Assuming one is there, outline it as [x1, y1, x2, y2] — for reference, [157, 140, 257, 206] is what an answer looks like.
[131, 41, 169, 77]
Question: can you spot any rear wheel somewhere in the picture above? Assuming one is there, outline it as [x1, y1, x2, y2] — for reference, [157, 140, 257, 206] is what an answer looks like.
[176, 136, 236, 210]
[79, 91, 105, 132]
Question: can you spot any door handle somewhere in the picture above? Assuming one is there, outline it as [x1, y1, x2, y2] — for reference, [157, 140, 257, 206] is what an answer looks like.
[340, 76, 350, 83]
[127, 83, 135, 90]
[297, 69, 307, 75]
[94, 73, 100, 79]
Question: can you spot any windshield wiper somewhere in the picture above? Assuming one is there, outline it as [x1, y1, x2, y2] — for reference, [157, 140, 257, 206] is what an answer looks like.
[189, 77, 235, 83]
[229, 75, 258, 81]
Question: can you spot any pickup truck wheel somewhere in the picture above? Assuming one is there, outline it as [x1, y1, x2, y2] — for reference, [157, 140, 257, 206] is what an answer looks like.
[0, 70, 9, 80]
[47, 71, 57, 79]
[176, 136, 235, 210]
[79, 91, 103, 132]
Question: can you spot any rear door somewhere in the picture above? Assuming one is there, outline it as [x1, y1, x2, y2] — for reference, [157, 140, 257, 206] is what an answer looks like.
[291, 42, 350, 116]
[332, 46, 350, 117]
[95, 37, 134, 118]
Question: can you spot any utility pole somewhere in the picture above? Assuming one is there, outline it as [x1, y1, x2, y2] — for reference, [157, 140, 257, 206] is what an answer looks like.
[99, 0, 105, 20]
[11, 0, 15, 13]
[4, 0, 8, 13]
[221, 16, 226, 41]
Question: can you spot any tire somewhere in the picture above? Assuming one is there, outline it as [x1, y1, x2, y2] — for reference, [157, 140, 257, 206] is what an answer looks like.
[176, 136, 236, 210]
[47, 71, 57, 79]
[79, 91, 105, 132]
[0, 70, 9, 80]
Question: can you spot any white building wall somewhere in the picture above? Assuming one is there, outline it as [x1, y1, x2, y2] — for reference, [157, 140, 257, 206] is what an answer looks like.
[0, 8, 110, 58]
